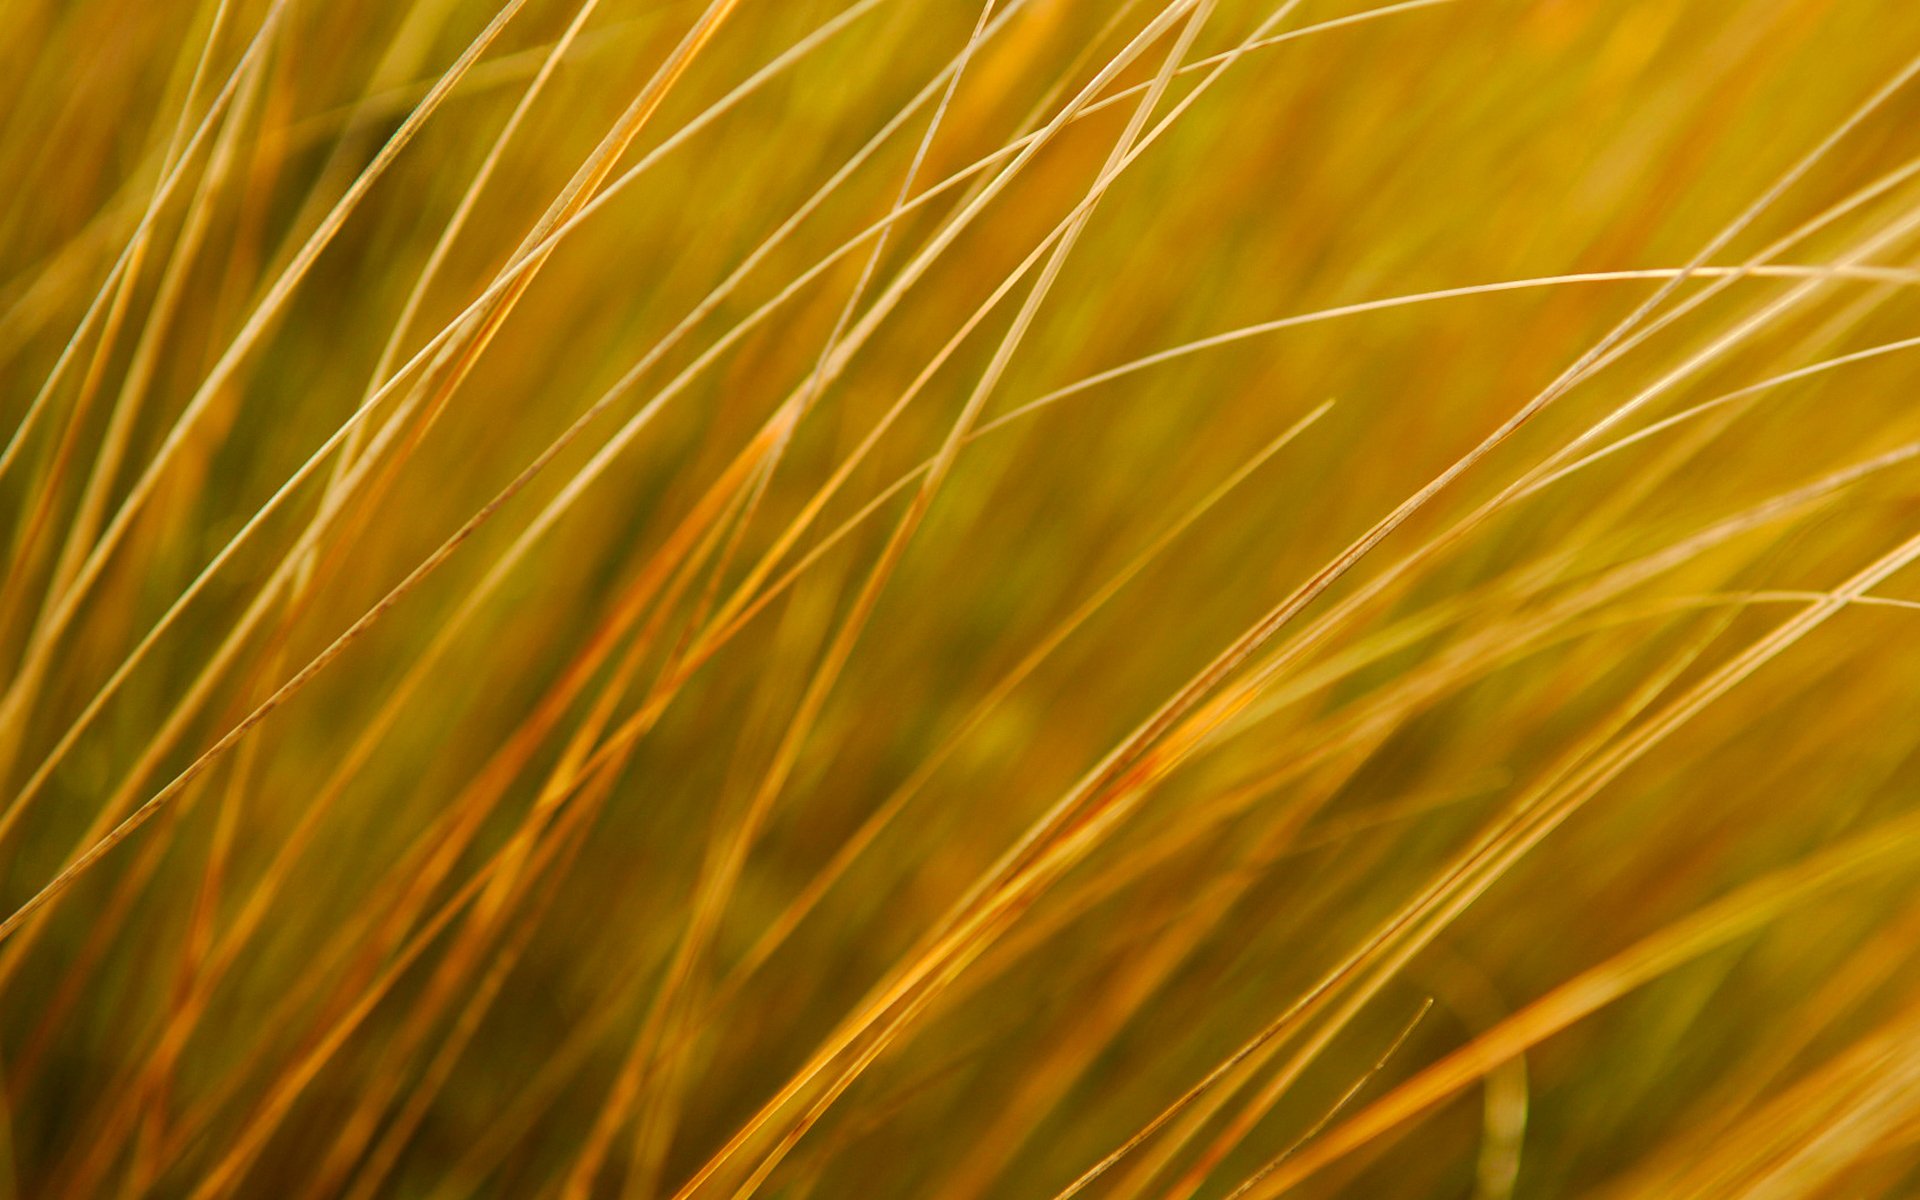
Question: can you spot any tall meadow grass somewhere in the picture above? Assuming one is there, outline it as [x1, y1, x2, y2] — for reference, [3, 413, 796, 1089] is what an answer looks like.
[6, 0, 1920, 1195]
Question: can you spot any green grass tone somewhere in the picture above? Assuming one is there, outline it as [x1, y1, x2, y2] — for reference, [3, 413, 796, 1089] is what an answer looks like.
[7, 0, 1920, 1195]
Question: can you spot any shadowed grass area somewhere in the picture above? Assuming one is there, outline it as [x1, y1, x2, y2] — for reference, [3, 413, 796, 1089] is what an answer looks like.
[7, 0, 1920, 1196]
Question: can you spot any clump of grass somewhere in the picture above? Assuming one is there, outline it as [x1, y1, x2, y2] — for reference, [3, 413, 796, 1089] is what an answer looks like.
[7, 0, 1920, 1196]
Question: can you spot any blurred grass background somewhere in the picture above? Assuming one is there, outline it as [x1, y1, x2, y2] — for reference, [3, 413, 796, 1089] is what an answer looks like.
[8, 0, 1920, 1195]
